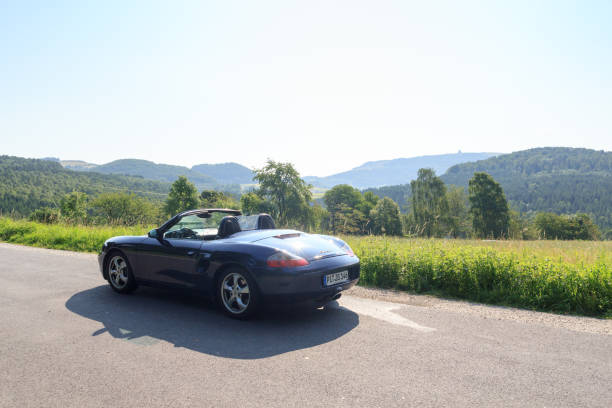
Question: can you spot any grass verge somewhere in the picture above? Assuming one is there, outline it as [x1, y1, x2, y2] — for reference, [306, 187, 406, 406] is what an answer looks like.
[1, 217, 610, 317]
[345, 236, 611, 317]
[0, 217, 149, 253]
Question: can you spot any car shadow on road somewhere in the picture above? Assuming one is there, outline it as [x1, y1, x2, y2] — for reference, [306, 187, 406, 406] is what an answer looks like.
[65, 285, 359, 359]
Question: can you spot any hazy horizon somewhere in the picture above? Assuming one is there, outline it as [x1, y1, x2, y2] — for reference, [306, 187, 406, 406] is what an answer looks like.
[2, 1, 611, 176]
[32, 149, 508, 176]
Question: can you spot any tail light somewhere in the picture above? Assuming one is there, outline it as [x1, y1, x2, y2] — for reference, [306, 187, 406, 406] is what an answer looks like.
[342, 244, 355, 257]
[333, 239, 355, 257]
[266, 251, 309, 267]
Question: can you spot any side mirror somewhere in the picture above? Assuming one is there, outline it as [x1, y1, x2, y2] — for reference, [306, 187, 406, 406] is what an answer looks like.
[148, 229, 159, 239]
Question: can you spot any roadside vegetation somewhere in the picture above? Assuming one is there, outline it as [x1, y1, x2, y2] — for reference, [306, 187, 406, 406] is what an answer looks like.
[346, 236, 611, 317]
[0, 217, 150, 252]
[0, 216, 610, 317]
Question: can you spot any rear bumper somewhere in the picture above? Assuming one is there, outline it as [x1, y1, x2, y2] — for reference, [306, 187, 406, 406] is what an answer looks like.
[255, 255, 360, 306]
[262, 278, 358, 307]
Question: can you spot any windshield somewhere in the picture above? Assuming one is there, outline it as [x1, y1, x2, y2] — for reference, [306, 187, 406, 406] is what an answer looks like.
[163, 213, 229, 240]
[237, 215, 259, 231]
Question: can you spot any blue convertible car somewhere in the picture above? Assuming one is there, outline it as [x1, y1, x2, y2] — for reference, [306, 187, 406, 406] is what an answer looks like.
[99, 209, 360, 318]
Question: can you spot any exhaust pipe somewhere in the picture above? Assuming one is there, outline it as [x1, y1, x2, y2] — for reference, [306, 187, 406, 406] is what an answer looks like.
[331, 293, 342, 301]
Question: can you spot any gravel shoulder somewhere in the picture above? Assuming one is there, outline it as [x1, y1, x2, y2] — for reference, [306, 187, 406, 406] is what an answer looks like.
[346, 286, 612, 335]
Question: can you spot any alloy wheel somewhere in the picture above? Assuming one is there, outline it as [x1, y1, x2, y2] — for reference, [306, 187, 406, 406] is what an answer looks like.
[108, 255, 129, 290]
[220, 272, 251, 314]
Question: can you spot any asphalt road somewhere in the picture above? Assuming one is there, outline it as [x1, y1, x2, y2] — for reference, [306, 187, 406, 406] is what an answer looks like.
[1, 243, 610, 407]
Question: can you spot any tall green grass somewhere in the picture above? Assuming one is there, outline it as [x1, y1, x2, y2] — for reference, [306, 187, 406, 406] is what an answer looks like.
[345, 236, 611, 317]
[0, 217, 149, 253]
[1, 217, 610, 316]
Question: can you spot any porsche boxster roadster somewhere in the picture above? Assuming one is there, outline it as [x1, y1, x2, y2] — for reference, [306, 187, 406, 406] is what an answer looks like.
[99, 209, 360, 318]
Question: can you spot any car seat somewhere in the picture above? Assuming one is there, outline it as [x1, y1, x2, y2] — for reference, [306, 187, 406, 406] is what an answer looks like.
[217, 216, 241, 238]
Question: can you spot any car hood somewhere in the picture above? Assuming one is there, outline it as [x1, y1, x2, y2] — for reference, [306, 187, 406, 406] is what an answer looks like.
[229, 229, 349, 261]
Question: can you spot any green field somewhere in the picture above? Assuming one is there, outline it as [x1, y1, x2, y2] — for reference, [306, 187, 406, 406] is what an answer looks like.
[1, 217, 610, 317]
[345, 236, 611, 317]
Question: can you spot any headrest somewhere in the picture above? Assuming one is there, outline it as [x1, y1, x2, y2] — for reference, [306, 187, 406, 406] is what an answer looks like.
[257, 214, 276, 229]
[218, 216, 241, 238]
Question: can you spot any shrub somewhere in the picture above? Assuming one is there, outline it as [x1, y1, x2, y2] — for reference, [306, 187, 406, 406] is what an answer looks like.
[28, 207, 60, 224]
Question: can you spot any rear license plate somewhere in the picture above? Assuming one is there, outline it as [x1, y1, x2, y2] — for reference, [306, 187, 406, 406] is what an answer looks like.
[324, 270, 349, 286]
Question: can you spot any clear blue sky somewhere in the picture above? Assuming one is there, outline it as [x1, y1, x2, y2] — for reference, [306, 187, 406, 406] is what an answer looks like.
[1, 0, 611, 176]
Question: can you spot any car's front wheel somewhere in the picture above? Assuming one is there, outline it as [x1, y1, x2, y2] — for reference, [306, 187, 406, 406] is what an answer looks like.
[217, 268, 260, 319]
[107, 253, 137, 294]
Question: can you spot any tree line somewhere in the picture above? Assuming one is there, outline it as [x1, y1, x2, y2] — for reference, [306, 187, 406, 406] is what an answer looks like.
[8, 156, 604, 240]
[441, 147, 612, 231]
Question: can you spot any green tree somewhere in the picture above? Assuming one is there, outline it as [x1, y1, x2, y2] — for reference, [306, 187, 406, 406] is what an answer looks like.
[508, 210, 537, 240]
[569, 214, 601, 240]
[239, 191, 272, 215]
[323, 185, 364, 234]
[441, 147, 612, 232]
[163, 176, 199, 216]
[468, 172, 510, 238]
[310, 203, 330, 233]
[334, 204, 368, 234]
[358, 191, 379, 219]
[401, 212, 417, 236]
[535, 212, 600, 240]
[445, 186, 470, 238]
[370, 197, 403, 236]
[410, 168, 448, 237]
[91, 192, 160, 226]
[253, 160, 312, 228]
[200, 190, 239, 209]
[60, 192, 88, 223]
[28, 207, 60, 224]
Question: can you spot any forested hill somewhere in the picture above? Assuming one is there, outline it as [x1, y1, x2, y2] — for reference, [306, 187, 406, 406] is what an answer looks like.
[84, 159, 218, 190]
[441, 147, 612, 228]
[442, 147, 611, 182]
[0, 156, 170, 216]
[365, 147, 612, 230]
[191, 162, 254, 185]
[364, 184, 412, 211]
[305, 152, 498, 189]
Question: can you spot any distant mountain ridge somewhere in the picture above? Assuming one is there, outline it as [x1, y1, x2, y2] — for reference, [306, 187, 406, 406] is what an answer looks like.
[56, 158, 254, 189]
[53, 152, 500, 190]
[60, 160, 98, 171]
[191, 162, 254, 185]
[89, 159, 218, 190]
[304, 152, 499, 189]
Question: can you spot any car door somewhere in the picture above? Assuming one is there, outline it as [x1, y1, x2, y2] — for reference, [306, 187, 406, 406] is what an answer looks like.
[134, 214, 211, 289]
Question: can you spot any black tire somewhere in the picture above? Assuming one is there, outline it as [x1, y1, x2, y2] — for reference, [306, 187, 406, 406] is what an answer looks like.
[216, 267, 260, 319]
[106, 251, 138, 294]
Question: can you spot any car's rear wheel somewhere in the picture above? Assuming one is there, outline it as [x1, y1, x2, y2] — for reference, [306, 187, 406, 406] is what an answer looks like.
[107, 253, 137, 294]
[217, 268, 259, 319]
